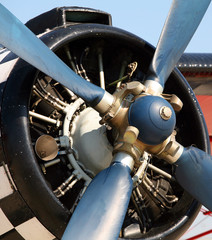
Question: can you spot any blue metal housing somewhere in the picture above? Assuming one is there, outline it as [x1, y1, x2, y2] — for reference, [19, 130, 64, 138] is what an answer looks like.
[128, 95, 176, 145]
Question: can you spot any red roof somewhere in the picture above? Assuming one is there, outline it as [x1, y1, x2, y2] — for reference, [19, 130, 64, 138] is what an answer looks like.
[196, 95, 212, 136]
[196, 95, 212, 152]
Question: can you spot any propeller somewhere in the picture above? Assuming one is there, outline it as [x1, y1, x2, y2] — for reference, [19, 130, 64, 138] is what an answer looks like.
[0, 3, 106, 106]
[175, 147, 212, 211]
[62, 153, 134, 240]
[146, 0, 211, 90]
[0, 1, 212, 240]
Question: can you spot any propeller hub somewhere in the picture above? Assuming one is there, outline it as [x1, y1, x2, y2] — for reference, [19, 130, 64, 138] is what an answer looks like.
[128, 95, 176, 145]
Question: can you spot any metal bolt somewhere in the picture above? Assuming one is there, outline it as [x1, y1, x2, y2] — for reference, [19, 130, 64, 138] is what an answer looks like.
[160, 106, 172, 120]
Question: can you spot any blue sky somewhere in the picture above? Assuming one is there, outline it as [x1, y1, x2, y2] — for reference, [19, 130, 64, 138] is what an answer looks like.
[1, 0, 212, 53]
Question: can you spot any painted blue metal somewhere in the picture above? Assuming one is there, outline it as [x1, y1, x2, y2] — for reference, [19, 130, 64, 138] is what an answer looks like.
[147, 0, 211, 89]
[0, 4, 105, 106]
[175, 146, 212, 211]
[128, 95, 176, 145]
[62, 162, 133, 240]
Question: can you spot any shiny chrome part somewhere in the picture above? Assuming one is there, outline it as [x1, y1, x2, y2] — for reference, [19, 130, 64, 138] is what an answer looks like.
[160, 106, 172, 120]
[94, 91, 114, 115]
[54, 170, 79, 198]
[63, 98, 84, 136]
[148, 163, 175, 181]
[157, 140, 184, 164]
[162, 93, 183, 112]
[125, 81, 145, 96]
[65, 88, 76, 99]
[33, 81, 67, 110]
[134, 130, 184, 165]
[43, 159, 60, 168]
[35, 135, 59, 161]
[98, 48, 105, 89]
[113, 125, 142, 162]
[100, 81, 145, 129]
[40, 158, 61, 174]
[29, 111, 61, 126]
[144, 80, 163, 95]
[123, 126, 139, 144]
[132, 153, 149, 185]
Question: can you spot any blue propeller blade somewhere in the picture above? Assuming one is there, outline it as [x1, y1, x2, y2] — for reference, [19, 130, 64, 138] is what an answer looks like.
[175, 146, 212, 211]
[0, 4, 105, 106]
[147, 0, 211, 89]
[62, 161, 133, 240]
